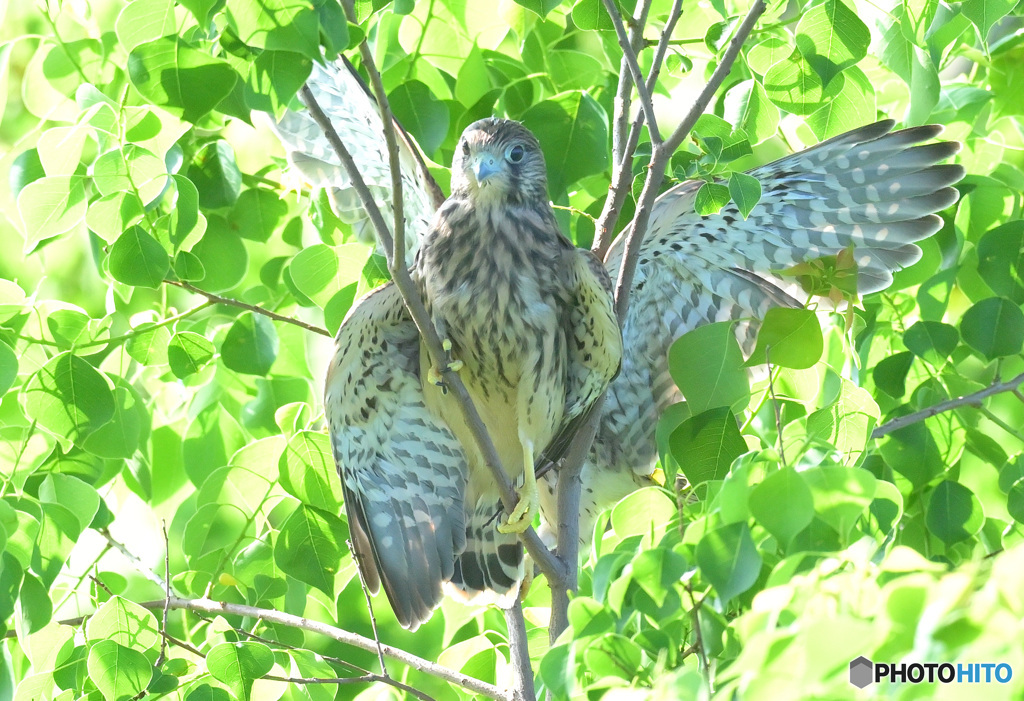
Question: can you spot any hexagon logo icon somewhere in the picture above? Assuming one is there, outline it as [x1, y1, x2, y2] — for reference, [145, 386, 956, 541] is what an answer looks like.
[850, 656, 873, 688]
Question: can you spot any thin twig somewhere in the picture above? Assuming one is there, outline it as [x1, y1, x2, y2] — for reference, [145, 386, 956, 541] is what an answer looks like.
[601, 0, 661, 144]
[593, 0, 684, 258]
[300, 61, 562, 583]
[871, 371, 1024, 438]
[164, 280, 331, 338]
[684, 582, 711, 692]
[98, 528, 168, 590]
[155, 521, 171, 668]
[766, 348, 786, 467]
[349, 540, 388, 676]
[504, 598, 535, 701]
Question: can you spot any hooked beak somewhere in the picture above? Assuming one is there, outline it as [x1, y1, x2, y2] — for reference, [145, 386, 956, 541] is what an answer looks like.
[473, 153, 502, 185]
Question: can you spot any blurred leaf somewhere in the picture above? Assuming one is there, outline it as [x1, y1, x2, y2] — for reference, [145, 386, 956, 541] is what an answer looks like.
[22, 354, 114, 445]
[388, 80, 449, 156]
[221, 313, 278, 376]
[168, 332, 214, 379]
[108, 226, 169, 288]
[926, 480, 984, 544]
[86, 597, 160, 651]
[977, 221, 1024, 304]
[17, 175, 87, 252]
[960, 297, 1024, 359]
[521, 91, 608, 196]
[903, 321, 959, 365]
[206, 642, 274, 701]
[695, 521, 761, 601]
[749, 467, 814, 547]
[873, 351, 914, 398]
[128, 38, 238, 123]
[668, 322, 750, 414]
[794, 0, 869, 86]
[746, 308, 823, 369]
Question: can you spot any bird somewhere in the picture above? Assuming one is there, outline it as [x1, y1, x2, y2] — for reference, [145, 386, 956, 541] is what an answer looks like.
[272, 58, 964, 629]
[323, 117, 622, 630]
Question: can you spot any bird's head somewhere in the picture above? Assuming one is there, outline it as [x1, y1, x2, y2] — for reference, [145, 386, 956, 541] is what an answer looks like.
[450, 118, 548, 205]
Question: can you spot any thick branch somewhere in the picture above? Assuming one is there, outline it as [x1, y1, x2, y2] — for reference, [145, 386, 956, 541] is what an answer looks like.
[504, 600, 536, 701]
[165, 280, 330, 337]
[299, 62, 563, 584]
[872, 371, 1024, 439]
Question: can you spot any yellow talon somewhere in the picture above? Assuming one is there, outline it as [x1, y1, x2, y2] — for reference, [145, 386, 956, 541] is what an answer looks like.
[498, 440, 539, 534]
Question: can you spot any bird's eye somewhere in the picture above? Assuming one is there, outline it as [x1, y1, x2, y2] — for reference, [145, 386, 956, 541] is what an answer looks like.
[461, 140, 471, 156]
[505, 144, 525, 163]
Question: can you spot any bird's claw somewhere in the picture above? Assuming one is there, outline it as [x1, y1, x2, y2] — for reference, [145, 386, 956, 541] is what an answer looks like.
[428, 339, 463, 394]
[498, 461, 540, 534]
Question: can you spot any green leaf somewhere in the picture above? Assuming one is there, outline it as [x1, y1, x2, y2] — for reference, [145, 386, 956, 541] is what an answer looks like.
[92, 145, 168, 205]
[669, 407, 747, 487]
[694, 182, 731, 216]
[232, 188, 289, 242]
[763, 51, 824, 115]
[108, 226, 169, 288]
[570, 0, 615, 31]
[87, 640, 153, 701]
[221, 313, 278, 376]
[278, 431, 341, 512]
[794, 0, 870, 86]
[226, 0, 321, 58]
[749, 467, 814, 547]
[514, 0, 560, 17]
[168, 332, 214, 379]
[86, 191, 145, 244]
[83, 381, 146, 459]
[85, 596, 160, 650]
[1007, 479, 1024, 524]
[521, 91, 608, 196]
[22, 353, 114, 444]
[274, 504, 347, 597]
[723, 79, 779, 145]
[728, 172, 761, 219]
[926, 480, 984, 544]
[17, 175, 87, 252]
[0, 340, 17, 396]
[189, 216, 249, 292]
[388, 80, 449, 157]
[746, 308, 823, 369]
[244, 50, 313, 117]
[960, 297, 1024, 359]
[802, 466, 876, 539]
[807, 67, 876, 140]
[188, 141, 242, 209]
[115, 0, 177, 53]
[960, 0, 1016, 43]
[39, 474, 100, 535]
[16, 574, 52, 637]
[806, 379, 879, 465]
[872, 351, 914, 398]
[128, 38, 238, 123]
[289, 244, 339, 307]
[903, 320, 959, 366]
[668, 322, 750, 414]
[977, 221, 1024, 304]
[695, 521, 762, 601]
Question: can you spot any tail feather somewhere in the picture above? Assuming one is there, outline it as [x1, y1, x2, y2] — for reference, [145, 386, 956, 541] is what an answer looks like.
[447, 499, 523, 605]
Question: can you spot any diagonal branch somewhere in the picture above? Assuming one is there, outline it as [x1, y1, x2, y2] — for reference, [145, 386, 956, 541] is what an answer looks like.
[165, 280, 331, 337]
[593, 0, 683, 259]
[871, 371, 1024, 439]
[601, 0, 661, 144]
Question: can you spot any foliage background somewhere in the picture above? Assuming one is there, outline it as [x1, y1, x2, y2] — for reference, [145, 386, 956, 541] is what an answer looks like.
[1, 0, 1024, 699]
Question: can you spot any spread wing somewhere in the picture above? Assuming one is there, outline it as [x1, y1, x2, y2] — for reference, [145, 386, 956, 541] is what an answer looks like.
[264, 57, 443, 260]
[594, 120, 964, 488]
[324, 282, 468, 630]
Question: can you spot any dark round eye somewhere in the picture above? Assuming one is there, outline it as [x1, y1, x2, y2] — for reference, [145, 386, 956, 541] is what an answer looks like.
[505, 144, 525, 163]
[461, 140, 471, 156]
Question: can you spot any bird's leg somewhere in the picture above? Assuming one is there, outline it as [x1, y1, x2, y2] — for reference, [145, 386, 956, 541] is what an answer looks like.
[498, 436, 539, 534]
[426, 320, 464, 392]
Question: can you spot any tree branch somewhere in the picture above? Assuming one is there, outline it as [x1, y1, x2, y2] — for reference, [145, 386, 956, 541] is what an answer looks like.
[601, 0, 660, 144]
[592, 0, 683, 259]
[164, 280, 331, 338]
[871, 371, 1024, 439]
[504, 599, 536, 701]
[615, 0, 767, 323]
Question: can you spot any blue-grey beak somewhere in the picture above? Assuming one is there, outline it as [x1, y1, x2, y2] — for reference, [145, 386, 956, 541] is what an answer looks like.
[473, 154, 501, 184]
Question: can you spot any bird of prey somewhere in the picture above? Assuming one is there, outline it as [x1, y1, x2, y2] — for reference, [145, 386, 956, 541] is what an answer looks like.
[272, 59, 964, 630]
